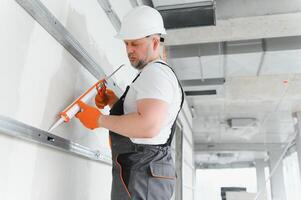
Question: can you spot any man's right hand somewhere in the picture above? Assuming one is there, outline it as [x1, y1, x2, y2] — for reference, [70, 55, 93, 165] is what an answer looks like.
[95, 88, 118, 109]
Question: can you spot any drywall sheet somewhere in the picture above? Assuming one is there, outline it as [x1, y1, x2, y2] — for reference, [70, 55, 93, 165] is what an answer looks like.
[0, 0, 136, 153]
[0, 0, 135, 199]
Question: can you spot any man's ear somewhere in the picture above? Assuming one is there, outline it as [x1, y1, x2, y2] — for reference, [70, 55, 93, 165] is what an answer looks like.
[152, 36, 160, 51]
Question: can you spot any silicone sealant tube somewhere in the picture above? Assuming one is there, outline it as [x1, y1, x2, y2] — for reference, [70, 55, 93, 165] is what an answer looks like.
[48, 81, 104, 132]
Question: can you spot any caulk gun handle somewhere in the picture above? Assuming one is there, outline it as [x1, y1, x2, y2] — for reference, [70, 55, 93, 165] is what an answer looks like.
[96, 80, 107, 96]
[96, 80, 109, 107]
[97, 80, 109, 104]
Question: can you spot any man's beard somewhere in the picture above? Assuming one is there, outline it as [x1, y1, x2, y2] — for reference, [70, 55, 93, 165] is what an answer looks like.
[129, 43, 151, 70]
[130, 59, 148, 70]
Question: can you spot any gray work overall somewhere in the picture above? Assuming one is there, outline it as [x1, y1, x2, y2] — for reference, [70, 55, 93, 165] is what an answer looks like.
[109, 61, 184, 200]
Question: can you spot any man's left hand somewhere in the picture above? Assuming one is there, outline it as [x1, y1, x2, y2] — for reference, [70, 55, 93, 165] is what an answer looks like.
[76, 101, 101, 130]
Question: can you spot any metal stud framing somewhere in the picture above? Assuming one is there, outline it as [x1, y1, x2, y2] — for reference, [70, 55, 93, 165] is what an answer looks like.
[0, 115, 111, 165]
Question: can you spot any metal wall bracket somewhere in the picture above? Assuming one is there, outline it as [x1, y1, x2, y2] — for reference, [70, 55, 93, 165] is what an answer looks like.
[15, 0, 122, 95]
[0, 115, 112, 165]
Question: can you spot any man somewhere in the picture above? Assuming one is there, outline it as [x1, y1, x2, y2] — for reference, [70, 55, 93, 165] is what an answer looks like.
[76, 5, 184, 200]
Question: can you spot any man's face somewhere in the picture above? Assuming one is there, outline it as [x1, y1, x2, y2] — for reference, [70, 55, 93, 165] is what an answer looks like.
[124, 37, 152, 70]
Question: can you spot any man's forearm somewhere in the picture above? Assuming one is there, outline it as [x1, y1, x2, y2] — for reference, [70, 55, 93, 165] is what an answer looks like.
[99, 113, 159, 138]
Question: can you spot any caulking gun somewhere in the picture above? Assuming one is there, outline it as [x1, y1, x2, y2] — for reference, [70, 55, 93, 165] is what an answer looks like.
[48, 64, 124, 132]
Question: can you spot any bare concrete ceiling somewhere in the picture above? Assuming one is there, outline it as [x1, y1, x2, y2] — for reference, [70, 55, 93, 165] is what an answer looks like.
[145, 0, 301, 168]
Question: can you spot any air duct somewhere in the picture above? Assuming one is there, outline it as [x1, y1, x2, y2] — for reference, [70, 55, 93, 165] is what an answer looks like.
[154, 1, 216, 29]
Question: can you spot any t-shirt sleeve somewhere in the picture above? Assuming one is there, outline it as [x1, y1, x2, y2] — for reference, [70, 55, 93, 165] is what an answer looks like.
[132, 65, 175, 104]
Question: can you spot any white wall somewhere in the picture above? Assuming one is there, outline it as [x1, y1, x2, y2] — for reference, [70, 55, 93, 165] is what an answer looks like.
[0, 0, 134, 199]
[0, 0, 195, 199]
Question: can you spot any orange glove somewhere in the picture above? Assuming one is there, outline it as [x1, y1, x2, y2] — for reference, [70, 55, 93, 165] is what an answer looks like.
[95, 88, 118, 109]
[75, 101, 101, 130]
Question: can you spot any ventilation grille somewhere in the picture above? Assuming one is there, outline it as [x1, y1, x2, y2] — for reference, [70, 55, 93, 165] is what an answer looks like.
[157, 3, 216, 29]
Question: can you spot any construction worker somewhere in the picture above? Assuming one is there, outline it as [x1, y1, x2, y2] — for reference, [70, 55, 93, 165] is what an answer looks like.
[76, 5, 184, 200]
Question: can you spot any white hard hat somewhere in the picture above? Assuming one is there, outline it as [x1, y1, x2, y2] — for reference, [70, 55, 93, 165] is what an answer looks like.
[116, 6, 166, 40]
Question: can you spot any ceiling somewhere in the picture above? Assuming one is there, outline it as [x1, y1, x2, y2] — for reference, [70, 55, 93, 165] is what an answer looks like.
[141, 0, 301, 168]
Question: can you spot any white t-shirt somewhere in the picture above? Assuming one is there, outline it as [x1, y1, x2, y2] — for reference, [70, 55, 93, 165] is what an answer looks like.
[123, 60, 182, 145]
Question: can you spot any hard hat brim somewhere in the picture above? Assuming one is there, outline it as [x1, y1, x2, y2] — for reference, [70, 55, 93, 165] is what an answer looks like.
[115, 29, 166, 40]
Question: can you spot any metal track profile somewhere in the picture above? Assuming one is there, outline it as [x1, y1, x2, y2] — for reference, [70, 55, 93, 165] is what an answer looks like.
[0, 115, 112, 165]
[15, 0, 122, 95]
[129, 0, 139, 7]
[97, 0, 121, 31]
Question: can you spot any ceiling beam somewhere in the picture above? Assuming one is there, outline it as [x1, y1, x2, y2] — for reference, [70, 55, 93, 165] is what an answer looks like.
[216, 0, 301, 19]
[196, 161, 255, 169]
[167, 36, 301, 59]
[165, 13, 301, 46]
[194, 143, 285, 152]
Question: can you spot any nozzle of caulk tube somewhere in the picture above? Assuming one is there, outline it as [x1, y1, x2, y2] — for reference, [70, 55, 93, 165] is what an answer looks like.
[48, 64, 125, 132]
[48, 117, 65, 132]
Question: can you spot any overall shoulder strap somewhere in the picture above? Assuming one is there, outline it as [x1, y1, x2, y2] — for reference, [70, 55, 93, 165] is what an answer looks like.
[120, 72, 141, 99]
[132, 72, 141, 83]
[154, 61, 184, 108]
[154, 61, 185, 146]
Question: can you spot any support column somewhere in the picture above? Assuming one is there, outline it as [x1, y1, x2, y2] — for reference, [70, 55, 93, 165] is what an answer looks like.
[255, 159, 267, 200]
[268, 149, 287, 200]
[175, 123, 183, 200]
[295, 112, 301, 184]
